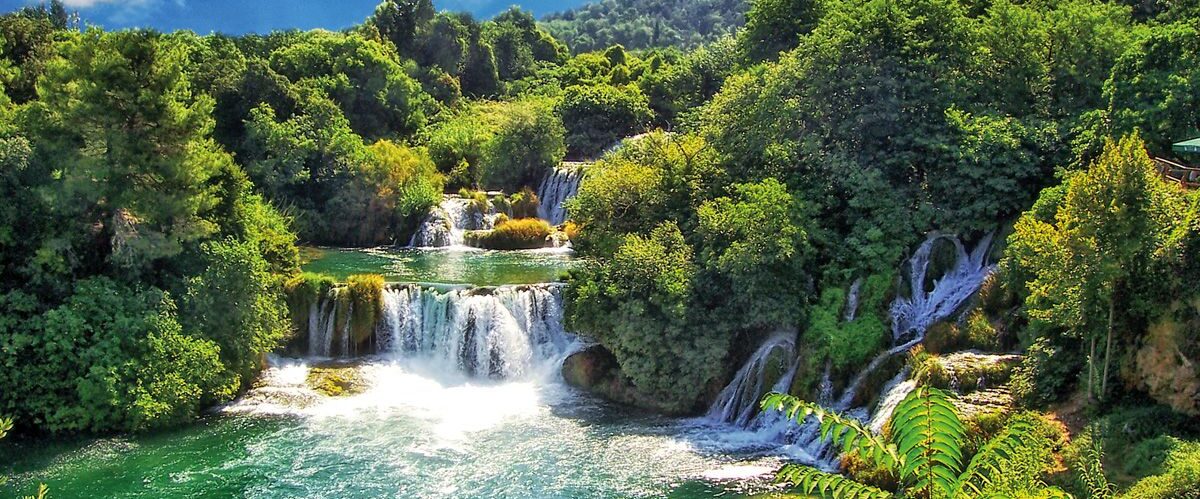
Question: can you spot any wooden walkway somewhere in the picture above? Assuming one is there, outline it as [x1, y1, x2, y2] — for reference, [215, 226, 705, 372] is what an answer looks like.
[1154, 157, 1200, 189]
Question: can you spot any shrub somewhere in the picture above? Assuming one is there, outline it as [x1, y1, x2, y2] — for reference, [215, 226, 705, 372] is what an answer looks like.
[510, 186, 541, 219]
[556, 83, 652, 157]
[1011, 337, 1080, 408]
[482, 98, 565, 192]
[345, 274, 385, 351]
[1122, 439, 1200, 499]
[464, 218, 553, 250]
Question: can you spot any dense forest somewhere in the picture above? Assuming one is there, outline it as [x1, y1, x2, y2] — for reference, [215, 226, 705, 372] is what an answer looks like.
[542, 0, 747, 52]
[1, 0, 1200, 497]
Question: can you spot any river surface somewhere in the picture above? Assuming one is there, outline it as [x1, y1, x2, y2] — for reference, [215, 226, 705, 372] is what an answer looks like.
[2, 247, 795, 498]
[300, 246, 580, 286]
[1, 358, 790, 498]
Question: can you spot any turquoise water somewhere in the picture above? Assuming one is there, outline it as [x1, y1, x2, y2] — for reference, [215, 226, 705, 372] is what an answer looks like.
[1, 360, 788, 498]
[300, 247, 580, 286]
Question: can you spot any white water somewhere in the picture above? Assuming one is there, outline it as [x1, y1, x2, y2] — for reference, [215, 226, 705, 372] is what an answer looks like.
[536, 164, 585, 226]
[707, 233, 997, 468]
[868, 370, 917, 434]
[376, 284, 575, 378]
[410, 196, 500, 248]
[706, 331, 798, 430]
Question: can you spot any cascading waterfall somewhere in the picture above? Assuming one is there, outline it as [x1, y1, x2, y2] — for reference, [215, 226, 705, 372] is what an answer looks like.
[706, 233, 997, 466]
[804, 233, 997, 466]
[308, 290, 341, 358]
[303, 283, 574, 380]
[536, 163, 585, 226]
[867, 370, 917, 434]
[410, 196, 499, 248]
[707, 331, 798, 429]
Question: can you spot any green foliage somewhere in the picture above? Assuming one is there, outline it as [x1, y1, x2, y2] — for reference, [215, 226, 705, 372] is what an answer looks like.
[763, 387, 1066, 498]
[465, 218, 553, 250]
[696, 178, 811, 329]
[739, 0, 822, 62]
[568, 131, 721, 254]
[267, 30, 430, 139]
[1107, 21, 1200, 156]
[556, 83, 652, 157]
[566, 222, 726, 414]
[804, 274, 892, 380]
[181, 240, 289, 392]
[345, 274, 384, 349]
[1004, 134, 1190, 403]
[1121, 439, 1200, 499]
[543, 0, 747, 53]
[0, 278, 226, 433]
[482, 98, 565, 191]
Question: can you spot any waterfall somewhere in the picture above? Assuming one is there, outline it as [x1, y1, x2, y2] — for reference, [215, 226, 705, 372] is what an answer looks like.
[868, 370, 917, 434]
[307, 291, 341, 358]
[890, 232, 996, 344]
[373, 284, 574, 379]
[536, 164, 585, 226]
[707, 331, 798, 430]
[746, 233, 996, 467]
[410, 196, 499, 248]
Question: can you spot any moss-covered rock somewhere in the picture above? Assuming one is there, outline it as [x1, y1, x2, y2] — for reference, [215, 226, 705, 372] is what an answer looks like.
[283, 273, 337, 354]
[1130, 298, 1200, 416]
[561, 345, 697, 415]
[306, 365, 369, 397]
[346, 274, 384, 351]
[464, 218, 554, 250]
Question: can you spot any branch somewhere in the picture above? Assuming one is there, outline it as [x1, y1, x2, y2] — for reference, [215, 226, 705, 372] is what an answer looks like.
[762, 392, 900, 469]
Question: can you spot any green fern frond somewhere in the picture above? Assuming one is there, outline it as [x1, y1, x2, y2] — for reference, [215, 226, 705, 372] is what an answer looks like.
[762, 392, 899, 469]
[776, 463, 894, 499]
[955, 420, 1034, 497]
[890, 387, 967, 498]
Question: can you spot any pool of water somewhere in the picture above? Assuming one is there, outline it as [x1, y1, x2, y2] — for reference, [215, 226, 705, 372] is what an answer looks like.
[300, 247, 581, 286]
[1, 359, 791, 499]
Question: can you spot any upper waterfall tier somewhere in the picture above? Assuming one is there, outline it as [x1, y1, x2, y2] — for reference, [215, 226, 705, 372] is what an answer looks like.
[537, 163, 586, 226]
[410, 196, 500, 248]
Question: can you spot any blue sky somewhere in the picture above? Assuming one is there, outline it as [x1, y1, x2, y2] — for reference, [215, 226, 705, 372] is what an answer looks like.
[0, 0, 592, 34]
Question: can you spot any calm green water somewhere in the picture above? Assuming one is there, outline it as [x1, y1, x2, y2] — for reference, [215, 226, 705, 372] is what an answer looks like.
[301, 247, 580, 285]
[1, 360, 788, 498]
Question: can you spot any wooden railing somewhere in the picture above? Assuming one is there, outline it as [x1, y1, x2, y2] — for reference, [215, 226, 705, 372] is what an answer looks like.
[1154, 157, 1200, 189]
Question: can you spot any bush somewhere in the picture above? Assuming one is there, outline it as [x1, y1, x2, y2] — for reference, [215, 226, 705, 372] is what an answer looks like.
[0, 279, 227, 433]
[1011, 337, 1080, 408]
[482, 99, 565, 192]
[1122, 440, 1200, 499]
[345, 274, 385, 350]
[465, 218, 552, 250]
[556, 83, 652, 157]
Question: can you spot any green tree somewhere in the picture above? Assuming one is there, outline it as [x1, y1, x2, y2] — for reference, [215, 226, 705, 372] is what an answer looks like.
[566, 222, 726, 414]
[696, 178, 811, 329]
[739, 0, 822, 62]
[482, 99, 565, 191]
[30, 30, 226, 278]
[1007, 135, 1185, 402]
[268, 31, 430, 139]
[556, 83, 652, 157]
[1107, 21, 1200, 154]
[369, 0, 435, 57]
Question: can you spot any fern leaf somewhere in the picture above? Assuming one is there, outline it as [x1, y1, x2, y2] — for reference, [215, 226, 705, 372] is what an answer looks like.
[889, 387, 967, 498]
[776, 464, 894, 499]
[762, 392, 899, 469]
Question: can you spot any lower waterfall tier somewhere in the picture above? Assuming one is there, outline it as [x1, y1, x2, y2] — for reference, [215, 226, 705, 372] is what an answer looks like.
[290, 283, 575, 379]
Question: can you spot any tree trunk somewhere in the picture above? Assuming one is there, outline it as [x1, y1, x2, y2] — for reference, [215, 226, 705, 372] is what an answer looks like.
[1101, 298, 1115, 400]
[1088, 336, 1097, 402]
